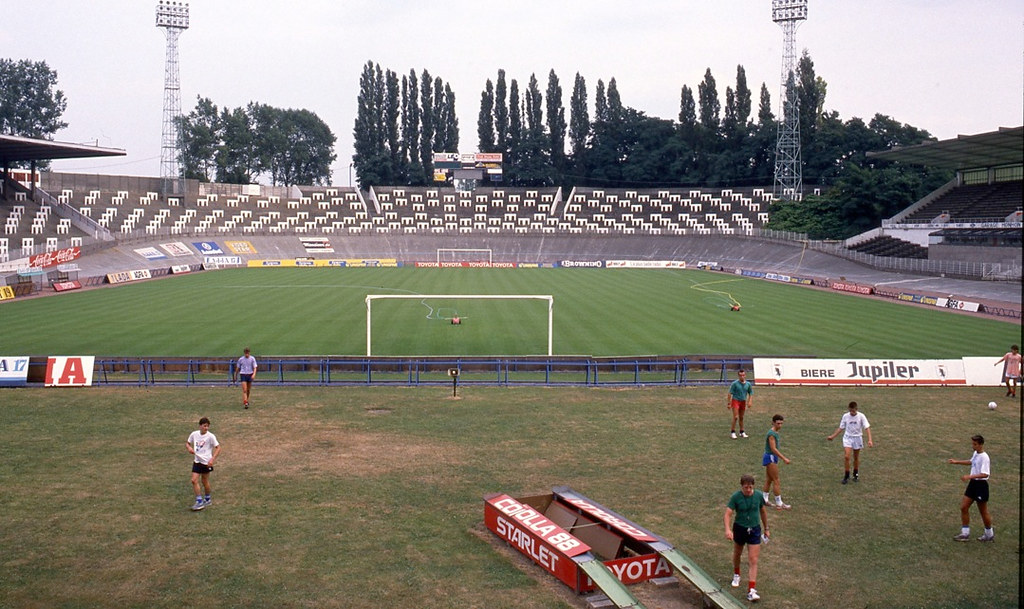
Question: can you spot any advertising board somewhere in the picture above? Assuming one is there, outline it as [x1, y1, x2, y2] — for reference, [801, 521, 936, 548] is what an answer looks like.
[45, 356, 95, 387]
[753, 358, 967, 386]
[29, 247, 81, 269]
[484, 493, 588, 590]
[0, 356, 30, 387]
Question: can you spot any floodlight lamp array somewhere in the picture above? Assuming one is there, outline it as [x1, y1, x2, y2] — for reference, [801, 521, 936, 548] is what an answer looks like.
[772, 0, 807, 23]
[155, 1, 190, 29]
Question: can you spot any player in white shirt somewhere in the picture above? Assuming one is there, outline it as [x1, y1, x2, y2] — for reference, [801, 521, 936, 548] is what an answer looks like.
[186, 417, 221, 511]
[826, 401, 874, 484]
[948, 435, 994, 542]
[234, 347, 258, 409]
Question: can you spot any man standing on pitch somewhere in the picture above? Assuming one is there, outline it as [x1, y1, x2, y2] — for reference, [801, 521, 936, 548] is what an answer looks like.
[762, 414, 791, 510]
[725, 473, 770, 602]
[186, 417, 221, 511]
[994, 344, 1021, 397]
[234, 347, 257, 409]
[827, 401, 874, 484]
[728, 369, 754, 439]
[949, 434, 994, 542]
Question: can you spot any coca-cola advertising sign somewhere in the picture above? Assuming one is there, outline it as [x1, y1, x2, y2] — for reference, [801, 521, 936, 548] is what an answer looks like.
[30, 247, 81, 268]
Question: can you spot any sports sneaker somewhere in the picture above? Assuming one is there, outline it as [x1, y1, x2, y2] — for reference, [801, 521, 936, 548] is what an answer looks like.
[853, 474, 859, 483]
[775, 502, 791, 510]
[740, 431, 749, 438]
[842, 476, 849, 485]
[978, 533, 994, 542]
[203, 497, 212, 507]
[730, 432, 737, 439]
[747, 588, 760, 602]
[731, 574, 741, 588]
[244, 401, 249, 409]
[191, 498, 205, 511]
[952, 533, 970, 542]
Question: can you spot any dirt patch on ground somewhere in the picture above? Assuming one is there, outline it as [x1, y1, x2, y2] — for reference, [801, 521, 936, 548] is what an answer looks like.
[229, 406, 463, 478]
[469, 523, 705, 609]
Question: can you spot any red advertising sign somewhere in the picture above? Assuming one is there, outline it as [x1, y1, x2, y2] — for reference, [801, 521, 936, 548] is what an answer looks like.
[483, 494, 589, 590]
[413, 261, 518, 268]
[52, 280, 82, 292]
[30, 247, 81, 268]
[45, 356, 95, 387]
[830, 281, 873, 295]
[602, 554, 673, 585]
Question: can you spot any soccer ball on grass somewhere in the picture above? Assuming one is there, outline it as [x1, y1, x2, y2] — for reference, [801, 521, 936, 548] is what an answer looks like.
[987, 401, 997, 410]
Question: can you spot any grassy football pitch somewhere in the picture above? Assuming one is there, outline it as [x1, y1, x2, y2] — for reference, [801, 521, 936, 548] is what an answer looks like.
[0, 267, 1016, 357]
[0, 385, 1019, 608]
[0, 267, 1020, 608]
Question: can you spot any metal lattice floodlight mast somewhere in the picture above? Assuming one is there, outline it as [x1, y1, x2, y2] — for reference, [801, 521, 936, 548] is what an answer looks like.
[772, 0, 807, 202]
[156, 1, 189, 196]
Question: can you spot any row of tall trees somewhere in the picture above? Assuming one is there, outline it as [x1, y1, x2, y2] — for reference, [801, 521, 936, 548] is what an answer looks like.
[177, 98, 336, 186]
[462, 52, 948, 237]
[470, 65, 771, 188]
[471, 54, 941, 192]
[352, 61, 459, 186]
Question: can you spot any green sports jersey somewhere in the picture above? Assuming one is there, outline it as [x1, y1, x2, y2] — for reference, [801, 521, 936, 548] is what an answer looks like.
[764, 429, 781, 454]
[729, 379, 753, 401]
[728, 490, 764, 528]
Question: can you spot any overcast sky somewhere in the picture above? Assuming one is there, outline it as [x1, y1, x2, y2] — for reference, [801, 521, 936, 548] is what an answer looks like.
[5, 1, 1022, 185]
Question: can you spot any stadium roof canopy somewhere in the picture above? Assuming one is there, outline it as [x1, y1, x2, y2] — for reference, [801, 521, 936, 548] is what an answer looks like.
[866, 126, 1023, 171]
[0, 134, 125, 165]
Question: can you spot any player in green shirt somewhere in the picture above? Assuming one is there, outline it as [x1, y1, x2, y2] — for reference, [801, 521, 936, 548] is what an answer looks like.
[725, 473, 770, 602]
[761, 414, 792, 510]
[727, 369, 754, 439]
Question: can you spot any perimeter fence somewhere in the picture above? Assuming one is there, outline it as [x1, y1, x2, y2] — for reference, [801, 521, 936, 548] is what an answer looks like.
[61, 356, 755, 387]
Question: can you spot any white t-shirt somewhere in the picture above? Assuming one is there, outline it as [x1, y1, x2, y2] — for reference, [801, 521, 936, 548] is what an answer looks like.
[970, 450, 990, 480]
[839, 411, 870, 439]
[188, 430, 220, 464]
[237, 355, 257, 375]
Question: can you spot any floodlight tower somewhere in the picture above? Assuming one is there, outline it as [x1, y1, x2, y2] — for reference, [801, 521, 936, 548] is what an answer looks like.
[772, 0, 807, 202]
[156, 1, 189, 196]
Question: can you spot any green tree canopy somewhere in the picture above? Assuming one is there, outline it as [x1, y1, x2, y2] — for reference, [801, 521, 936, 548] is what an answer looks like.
[179, 98, 335, 185]
[0, 58, 68, 139]
[177, 96, 220, 182]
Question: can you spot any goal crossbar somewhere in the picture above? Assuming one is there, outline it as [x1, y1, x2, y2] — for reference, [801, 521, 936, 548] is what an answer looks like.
[364, 294, 553, 356]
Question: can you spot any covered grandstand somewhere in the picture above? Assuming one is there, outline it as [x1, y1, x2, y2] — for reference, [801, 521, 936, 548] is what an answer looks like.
[857, 126, 1022, 269]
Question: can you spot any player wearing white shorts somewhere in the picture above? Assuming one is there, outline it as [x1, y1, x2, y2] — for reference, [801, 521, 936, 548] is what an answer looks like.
[827, 401, 873, 484]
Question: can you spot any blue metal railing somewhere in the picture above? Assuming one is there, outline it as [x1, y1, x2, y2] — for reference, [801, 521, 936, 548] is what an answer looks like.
[76, 356, 754, 387]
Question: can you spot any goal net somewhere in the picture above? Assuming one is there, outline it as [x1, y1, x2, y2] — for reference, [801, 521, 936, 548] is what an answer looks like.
[437, 248, 493, 265]
[365, 294, 553, 356]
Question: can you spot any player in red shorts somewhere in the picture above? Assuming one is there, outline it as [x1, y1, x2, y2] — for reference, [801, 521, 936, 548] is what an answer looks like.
[728, 369, 754, 439]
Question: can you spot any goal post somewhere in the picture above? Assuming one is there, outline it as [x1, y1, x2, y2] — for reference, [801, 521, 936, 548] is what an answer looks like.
[437, 248, 493, 264]
[365, 294, 553, 356]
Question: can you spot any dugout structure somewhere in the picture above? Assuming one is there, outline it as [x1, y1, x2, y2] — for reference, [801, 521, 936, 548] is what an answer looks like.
[364, 294, 554, 356]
